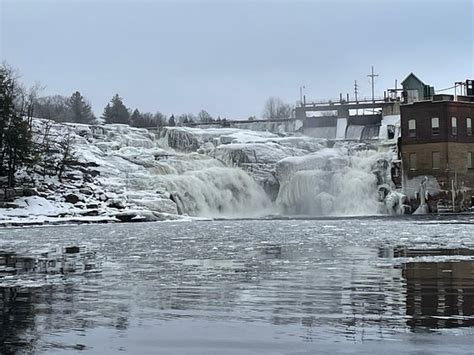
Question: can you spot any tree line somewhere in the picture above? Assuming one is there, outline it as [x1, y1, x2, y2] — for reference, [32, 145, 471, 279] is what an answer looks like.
[1, 61, 295, 191]
[34, 91, 236, 128]
[35, 93, 294, 127]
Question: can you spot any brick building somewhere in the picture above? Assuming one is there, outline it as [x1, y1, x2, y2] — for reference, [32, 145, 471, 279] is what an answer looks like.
[400, 95, 474, 207]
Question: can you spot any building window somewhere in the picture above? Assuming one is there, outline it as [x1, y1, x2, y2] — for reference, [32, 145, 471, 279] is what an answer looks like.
[432, 152, 440, 170]
[452, 117, 457, 135]
[408, 119, 416, 137]
[468, 152, 473, 169]
[409, 153, 417, 171]
[467, 118, 472, 136]
[431, 117, 440, 135]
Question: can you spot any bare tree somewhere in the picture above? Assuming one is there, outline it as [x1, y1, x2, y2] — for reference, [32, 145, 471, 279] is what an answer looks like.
[153, 111, 167, 127]
[178, 113, 196, 126]
[262, 97, 293, 119]
[34, 95, 70, 122]
[57, 129, 75, 182]
[197, 110, 213, 123]
[36, 121, 56, 178]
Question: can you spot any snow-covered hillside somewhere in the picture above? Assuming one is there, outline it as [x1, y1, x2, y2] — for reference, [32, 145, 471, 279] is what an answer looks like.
[0, 120, 406, 226]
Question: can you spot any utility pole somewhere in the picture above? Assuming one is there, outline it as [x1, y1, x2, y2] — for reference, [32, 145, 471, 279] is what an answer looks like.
[354, 80, 359, 115]
[354, 80, 359, 102]
[367, 65, 379, 103]
[367, 65, 379, 113]
[299, 86, 305, 107]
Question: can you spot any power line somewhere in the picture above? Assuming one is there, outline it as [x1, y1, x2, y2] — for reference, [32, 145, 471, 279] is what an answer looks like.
[436, 85, 456, 93]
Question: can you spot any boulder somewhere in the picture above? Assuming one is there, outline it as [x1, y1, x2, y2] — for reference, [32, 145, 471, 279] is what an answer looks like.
[79, 188, 93, 196]
[22, 188, 38, 197]
[65, 194, 80, 204]
[108, 199, 127, 209]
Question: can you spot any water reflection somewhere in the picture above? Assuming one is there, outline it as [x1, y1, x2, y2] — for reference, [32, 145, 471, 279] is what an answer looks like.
[0, 220, 473, 353]
[404, 261, 474, 329]
[0, 246, 100, 275]
[380, 246, 474, 330]
[380, 246, 474, 258]
[0, 287, 36, 354]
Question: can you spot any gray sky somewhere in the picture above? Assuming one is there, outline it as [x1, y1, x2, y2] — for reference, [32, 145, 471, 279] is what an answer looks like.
[1, 0, 473, 119]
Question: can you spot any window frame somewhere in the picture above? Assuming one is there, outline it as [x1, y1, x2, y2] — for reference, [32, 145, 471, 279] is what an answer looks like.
[467, 118, 472, 136]
[431, 117, 440, 136]
[408, 119, 416, 137]
[451, 116, 457, 136]
[409, 153, 417, 171]
[432, 151, 440, 170]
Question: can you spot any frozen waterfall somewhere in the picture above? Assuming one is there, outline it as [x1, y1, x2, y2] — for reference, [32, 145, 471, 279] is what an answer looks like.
[10, 121, 406, 225]
[276, 147, 394, 216]
[130, 165, 272, 217]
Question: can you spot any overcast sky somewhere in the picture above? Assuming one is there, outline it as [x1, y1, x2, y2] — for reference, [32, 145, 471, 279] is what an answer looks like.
[1, 0, 473, 119]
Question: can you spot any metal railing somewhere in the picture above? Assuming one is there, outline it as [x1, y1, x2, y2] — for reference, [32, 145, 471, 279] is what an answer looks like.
[300, 96, 390, 107]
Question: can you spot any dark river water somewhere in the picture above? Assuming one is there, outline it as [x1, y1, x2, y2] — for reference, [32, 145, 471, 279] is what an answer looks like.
[1, 216, 474, 354]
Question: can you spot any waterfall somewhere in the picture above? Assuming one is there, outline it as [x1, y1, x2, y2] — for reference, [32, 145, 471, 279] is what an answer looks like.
[345, 125, 365, 140]
[22, 120, 407, 222]
[130, 165, 272, 217]
[361, 125, 380, 140]
[276, 148, 393, 216]
[345, 125, 381, 141]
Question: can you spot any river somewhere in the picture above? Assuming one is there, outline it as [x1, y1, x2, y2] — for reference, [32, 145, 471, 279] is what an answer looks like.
[1, 216, 474, 354]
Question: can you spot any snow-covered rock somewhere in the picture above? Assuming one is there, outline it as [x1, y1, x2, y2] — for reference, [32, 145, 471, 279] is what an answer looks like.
[0, 120, 406, 225]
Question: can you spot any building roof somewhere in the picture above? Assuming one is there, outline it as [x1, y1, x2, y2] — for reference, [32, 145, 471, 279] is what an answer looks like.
[401, 72, 425, 86]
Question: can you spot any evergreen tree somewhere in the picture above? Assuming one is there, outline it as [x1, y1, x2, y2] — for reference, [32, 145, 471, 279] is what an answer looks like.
[101, 94, 130, 124]
[131, 108, 141, 124]
[102, 103, 111, 122]
[168, 115, 176, 127]
[67, 91, 96, 124]
[130, 108, 143, 127]
[0, 65, 33, 188]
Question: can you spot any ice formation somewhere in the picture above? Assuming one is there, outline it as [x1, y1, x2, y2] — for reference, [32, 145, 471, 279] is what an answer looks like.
[0, 119, 406, 225]
[276, 146, 397, 216]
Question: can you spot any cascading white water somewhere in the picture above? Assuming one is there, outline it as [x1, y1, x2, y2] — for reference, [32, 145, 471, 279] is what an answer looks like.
[154, 128, 400, 217]
[345, 125, 365, 140]
[276, 147, 393, 216]
[18, 121, 405, 224]
[143, 167, 272, 217]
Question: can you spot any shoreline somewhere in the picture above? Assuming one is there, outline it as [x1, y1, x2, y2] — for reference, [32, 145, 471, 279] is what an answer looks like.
[1, 211, 473, 229]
